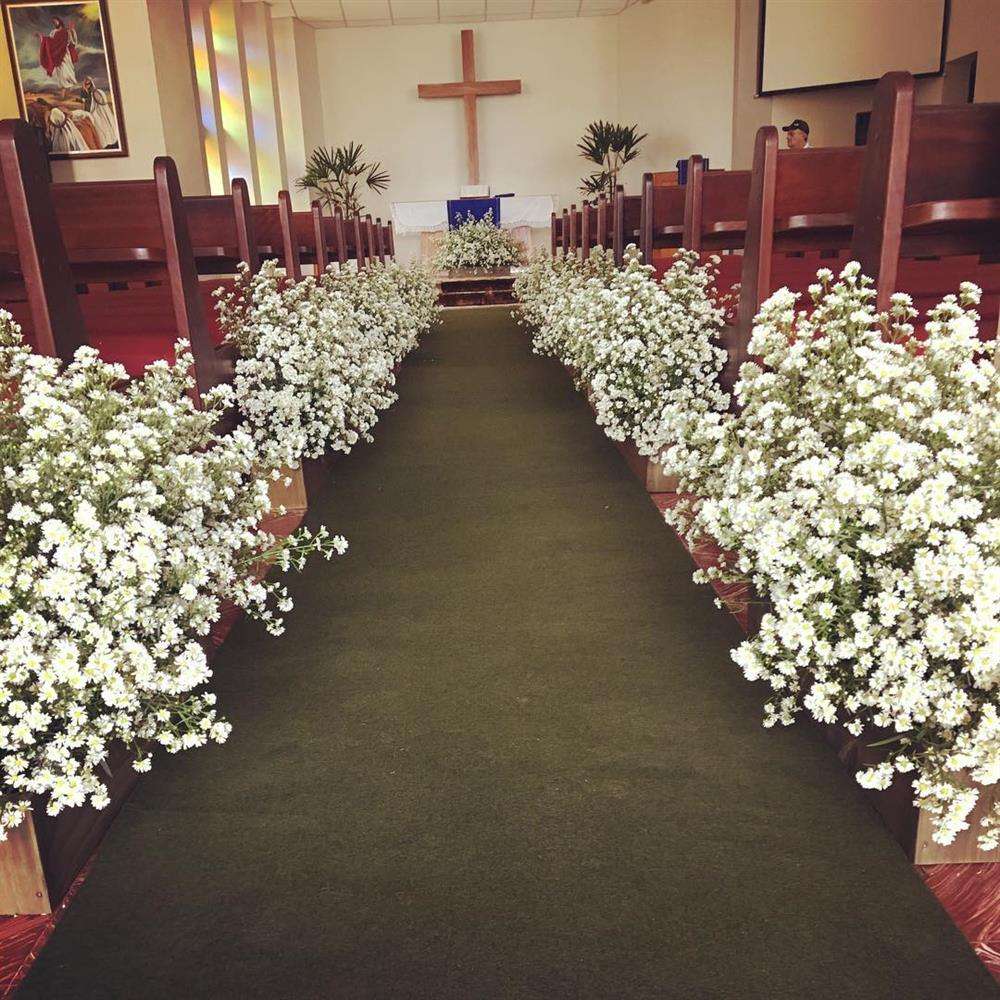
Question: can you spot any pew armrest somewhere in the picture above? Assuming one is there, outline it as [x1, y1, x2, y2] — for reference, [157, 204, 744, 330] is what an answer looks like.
[774, 212, 854, 233]
[902, 197, 1000, 230]
[705, 220, 747, 234]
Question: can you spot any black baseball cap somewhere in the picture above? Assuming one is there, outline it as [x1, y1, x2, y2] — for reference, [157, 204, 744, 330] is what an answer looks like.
[781, 118, 810, 135]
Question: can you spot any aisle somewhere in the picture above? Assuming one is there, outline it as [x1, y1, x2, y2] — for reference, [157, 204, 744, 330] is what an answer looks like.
[20, 309, 998, 999]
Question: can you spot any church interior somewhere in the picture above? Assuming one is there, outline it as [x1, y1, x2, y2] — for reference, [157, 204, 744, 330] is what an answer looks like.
[1, 0, 1000, 996]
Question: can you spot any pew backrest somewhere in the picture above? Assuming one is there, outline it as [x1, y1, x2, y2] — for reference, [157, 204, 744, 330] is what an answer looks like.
[613, 187, 640, 266]
[581, 201, 593, 260]
[183, 177, 257, 275]
[640, 172, 685, 264]
[250, 192, 300, 280]
[684, 158, 751, 252]
[739, 130, 863, 330]
[853, 71, 1000, 309]
[50, 157, 228, 400]
[0, 117, 86, 358]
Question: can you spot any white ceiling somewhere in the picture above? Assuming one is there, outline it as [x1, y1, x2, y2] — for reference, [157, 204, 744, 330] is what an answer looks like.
[268, 0, 645, 28]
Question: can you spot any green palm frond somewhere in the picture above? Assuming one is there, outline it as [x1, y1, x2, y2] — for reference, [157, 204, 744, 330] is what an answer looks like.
[577, 121, 646, 202]
[297, 143, 391, 216]
[580, 171, 612, 197]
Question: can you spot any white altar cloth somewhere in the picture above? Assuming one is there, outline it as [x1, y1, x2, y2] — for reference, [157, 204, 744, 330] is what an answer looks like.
[391, 195, 556, 235]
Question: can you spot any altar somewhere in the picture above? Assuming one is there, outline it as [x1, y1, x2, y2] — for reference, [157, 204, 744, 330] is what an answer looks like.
[392, 195, 556, 262]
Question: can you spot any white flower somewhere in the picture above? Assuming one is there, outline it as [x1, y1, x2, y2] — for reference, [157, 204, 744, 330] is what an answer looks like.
[661, 262, 1000, 851]
[216, 259, 440, 471]
[434, 210, 524, 271]
[0, 311, 339, 837]
[514, 246, 729, 458]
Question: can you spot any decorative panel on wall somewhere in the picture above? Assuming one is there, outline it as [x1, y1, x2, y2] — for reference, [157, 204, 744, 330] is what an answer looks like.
[186, 0, 287, 202]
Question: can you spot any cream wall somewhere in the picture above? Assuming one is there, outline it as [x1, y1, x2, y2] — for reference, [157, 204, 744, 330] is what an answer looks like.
[617, 0, 736, 188]
[314, 17, 619, 218]
[0, 39, 18, 119]
[312, 5, 736, 258]
[147, 0, 208, 195]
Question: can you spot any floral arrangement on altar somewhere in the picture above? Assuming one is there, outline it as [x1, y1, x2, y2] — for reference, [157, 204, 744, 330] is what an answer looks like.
[666, 262, 1000, 851]
[0, 315, 338, 838]
[434, 210, 525, 272]
[216, 259, 439, 472]
[514, 246, 728, 460]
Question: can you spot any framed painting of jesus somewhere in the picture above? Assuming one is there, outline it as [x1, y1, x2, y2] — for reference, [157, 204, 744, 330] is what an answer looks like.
[2, 0, 127, 159]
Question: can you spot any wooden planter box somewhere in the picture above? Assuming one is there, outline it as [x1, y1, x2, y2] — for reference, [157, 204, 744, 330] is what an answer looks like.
[0, 743, 139, 915]
[613, 438, 679, 494]
[436, 268, 516, 308]
[265, 464, 308, 517]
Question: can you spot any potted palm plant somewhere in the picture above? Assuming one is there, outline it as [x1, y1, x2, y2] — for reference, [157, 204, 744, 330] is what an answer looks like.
[577, 120, 646, 202]
[297, 142, 390, 217]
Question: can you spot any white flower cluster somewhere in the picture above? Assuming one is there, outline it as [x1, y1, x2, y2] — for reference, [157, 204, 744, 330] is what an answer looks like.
[666, 261, 1000, 850]
[216, 259, 439, 472]
[434, 210, 525, 272]
[514, 246, 728, 457]
[0, 313, 340, 838]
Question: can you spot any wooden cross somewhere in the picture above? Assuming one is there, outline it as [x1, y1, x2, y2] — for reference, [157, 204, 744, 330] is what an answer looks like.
[417, 30, 521, 186]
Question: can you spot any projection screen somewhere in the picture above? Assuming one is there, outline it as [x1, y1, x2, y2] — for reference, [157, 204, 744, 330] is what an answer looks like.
[758, 0, 947, 96]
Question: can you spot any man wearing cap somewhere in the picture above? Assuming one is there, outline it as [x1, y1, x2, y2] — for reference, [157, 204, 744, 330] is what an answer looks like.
[781, 118, 810, 149]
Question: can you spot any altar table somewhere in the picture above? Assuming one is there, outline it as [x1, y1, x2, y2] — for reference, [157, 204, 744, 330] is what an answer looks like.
[391, 195, 556, 235]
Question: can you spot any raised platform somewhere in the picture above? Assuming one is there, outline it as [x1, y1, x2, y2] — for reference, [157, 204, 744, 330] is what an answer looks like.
[436, 268, 517, 308]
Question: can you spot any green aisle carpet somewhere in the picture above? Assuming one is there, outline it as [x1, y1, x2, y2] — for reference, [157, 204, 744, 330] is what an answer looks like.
[20, 308, 999, 999]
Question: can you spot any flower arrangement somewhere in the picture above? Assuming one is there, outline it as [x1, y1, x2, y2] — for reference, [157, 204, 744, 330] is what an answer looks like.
[325, 257, 440, 368]
[666, 262, 1000, 850]
[514, 246, 728, 459]
[215, 259, 439, 473]
[434, 210, 525, 272]
[0, 314, 339, 838]
[513, 247, 617, 358]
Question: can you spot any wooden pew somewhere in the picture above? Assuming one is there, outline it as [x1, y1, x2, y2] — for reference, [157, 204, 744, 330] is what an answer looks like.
[315, 205, 348, 269]
[39, 158, 230, 400]
[613, 186, 641, 266]
[639, 171, 685, 267]
[723, 131, 864, 391]
[288, 199, 354, 277]
[852, 70, 1000, 315]
[183, 179, 261, 349]
[346, 213, 367, 269]
[683, 157, 751, 254]
[184, 178, 258, 277]
[580, 201, 593, 261]
[361, 214, 376, 264]
[0, 118, 86, 359]
[567, 204, 579, 259]
[250, 190, 300, 280]
[0, 145, 235, 916]
[578, 198, 612, 259]
[595, 194, 611, 253]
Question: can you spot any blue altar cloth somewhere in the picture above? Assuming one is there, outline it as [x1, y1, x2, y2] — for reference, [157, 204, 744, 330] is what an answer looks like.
[447, 196, 501, 228]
